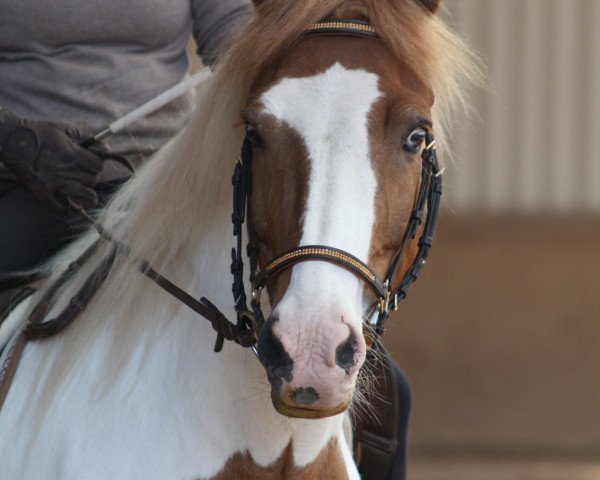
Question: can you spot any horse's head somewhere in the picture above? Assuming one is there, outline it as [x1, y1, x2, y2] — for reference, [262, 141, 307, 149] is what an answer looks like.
[238, 3, 442, 419]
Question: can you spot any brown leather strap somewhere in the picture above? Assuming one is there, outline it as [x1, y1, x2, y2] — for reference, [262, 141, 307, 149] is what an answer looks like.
[0, 240, 102, 411]
[0, 286, 37, 411]
[25, 246, 118, 340]
[0, 330, 27, 412]
[353, 342, 399, 479]
[0, 286, 36, 326]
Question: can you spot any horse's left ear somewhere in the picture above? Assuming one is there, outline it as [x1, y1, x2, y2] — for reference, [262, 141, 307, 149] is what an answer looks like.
[415, 0, 441, 13]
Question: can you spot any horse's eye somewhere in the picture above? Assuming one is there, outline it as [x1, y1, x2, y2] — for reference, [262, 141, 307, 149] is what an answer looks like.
[403, 127, 427, 154]
[245, 123, 262, 147]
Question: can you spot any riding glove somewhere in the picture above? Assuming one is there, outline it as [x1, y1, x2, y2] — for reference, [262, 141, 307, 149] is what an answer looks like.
[0, 109, 104, 214]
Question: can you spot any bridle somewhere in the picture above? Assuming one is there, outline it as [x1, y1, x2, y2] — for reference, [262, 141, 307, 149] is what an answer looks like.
[230, 126, 442, 346]
[0, 18, 442, 411]
[228, 18, 443, 344]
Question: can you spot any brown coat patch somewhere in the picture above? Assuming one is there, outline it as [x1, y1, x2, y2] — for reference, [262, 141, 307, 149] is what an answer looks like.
[210, 439, 350, 480]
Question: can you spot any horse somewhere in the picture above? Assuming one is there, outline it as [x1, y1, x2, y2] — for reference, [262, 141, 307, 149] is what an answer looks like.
[0, 0, 478, 478]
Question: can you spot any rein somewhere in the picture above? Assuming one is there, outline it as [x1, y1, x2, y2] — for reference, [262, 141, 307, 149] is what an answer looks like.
[0, 18, 443, 411]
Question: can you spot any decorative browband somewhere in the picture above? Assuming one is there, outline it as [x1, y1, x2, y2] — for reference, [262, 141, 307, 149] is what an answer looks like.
[305, 19, 379, 38]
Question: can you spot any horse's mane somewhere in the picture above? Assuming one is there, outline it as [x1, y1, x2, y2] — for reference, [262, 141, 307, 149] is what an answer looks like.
[25, 0, 480, 410]
[110, 0, 480, 270]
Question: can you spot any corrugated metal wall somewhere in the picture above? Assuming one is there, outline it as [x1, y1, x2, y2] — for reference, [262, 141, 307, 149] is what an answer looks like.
[443, 0, 600, 213]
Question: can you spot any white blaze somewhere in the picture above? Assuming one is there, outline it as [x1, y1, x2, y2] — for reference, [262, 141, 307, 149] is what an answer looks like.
[260, 63, 381, 318]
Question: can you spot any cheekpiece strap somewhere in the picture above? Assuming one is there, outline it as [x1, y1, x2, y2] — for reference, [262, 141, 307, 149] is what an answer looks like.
[375, 134, 443, 336]
[305, 19, 379, 39]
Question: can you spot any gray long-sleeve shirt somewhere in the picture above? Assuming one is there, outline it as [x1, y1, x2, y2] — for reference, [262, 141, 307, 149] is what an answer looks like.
[0, 0, 252, 168]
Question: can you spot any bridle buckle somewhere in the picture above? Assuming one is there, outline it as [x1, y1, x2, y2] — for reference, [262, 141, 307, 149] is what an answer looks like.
[379, 281, 392, 315]
[252, 286, 263, 304]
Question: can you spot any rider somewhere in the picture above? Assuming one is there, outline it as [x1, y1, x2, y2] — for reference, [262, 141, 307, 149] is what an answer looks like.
[0, 0, 252, 272]
[0, 2, 411, 477]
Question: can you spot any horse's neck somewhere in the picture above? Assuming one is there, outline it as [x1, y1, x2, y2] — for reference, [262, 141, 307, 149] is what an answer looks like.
[0, 211, 352, 479]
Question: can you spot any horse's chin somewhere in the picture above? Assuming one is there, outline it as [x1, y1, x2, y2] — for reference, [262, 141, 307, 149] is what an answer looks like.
[270, 390, 351, 419]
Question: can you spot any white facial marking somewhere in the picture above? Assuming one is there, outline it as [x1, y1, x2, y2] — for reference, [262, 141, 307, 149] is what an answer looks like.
[260, 63, 382, 317]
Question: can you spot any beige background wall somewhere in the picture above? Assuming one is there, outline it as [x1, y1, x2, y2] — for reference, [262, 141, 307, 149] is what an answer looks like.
[442, 0, 600, 214]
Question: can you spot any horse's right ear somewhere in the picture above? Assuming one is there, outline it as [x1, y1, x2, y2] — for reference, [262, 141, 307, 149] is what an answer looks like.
[415, 0, 442, 13]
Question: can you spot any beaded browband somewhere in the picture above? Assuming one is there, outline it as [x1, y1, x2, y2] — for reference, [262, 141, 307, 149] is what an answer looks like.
[305, 19, 380, 38]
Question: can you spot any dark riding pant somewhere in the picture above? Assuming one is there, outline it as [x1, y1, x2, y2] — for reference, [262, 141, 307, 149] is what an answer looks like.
[355, 351, 412, 480]
[0, 180, 87, 272]
[0, 179, 122, 273]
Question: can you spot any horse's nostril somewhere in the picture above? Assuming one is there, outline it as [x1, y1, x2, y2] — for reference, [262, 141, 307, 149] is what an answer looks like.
[257, 315, 294, 389]
[335, 333, 358, 373]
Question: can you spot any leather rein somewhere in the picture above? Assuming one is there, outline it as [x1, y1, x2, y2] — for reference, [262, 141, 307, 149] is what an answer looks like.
[0, 19, 442, 410]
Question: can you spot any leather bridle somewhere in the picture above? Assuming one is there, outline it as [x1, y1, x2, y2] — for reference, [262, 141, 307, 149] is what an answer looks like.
[0, 18, 443, 411]
[230, 126, 442, 346]
[229, 19, 443, 342]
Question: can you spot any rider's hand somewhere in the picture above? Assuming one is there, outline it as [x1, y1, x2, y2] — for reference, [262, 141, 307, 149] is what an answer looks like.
[0, 109, 104, 214]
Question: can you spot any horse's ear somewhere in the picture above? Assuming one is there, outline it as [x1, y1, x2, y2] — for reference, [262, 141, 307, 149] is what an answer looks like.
[252, 0, 266, 6]
[415, 0, 441, 14]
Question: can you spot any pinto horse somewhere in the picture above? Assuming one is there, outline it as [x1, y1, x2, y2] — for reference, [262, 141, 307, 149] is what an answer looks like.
[0, 0, 478, 478]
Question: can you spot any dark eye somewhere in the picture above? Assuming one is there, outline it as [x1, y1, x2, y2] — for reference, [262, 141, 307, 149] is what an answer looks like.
[403, 127, 427, 154]
[245, 123, 262, 147]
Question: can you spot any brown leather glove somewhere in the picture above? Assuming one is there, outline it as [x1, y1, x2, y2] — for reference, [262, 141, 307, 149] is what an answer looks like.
[0, 110, 104, 214]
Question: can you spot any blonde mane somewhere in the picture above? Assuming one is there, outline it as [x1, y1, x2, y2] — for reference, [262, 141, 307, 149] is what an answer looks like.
[25, 0, 481, 410]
